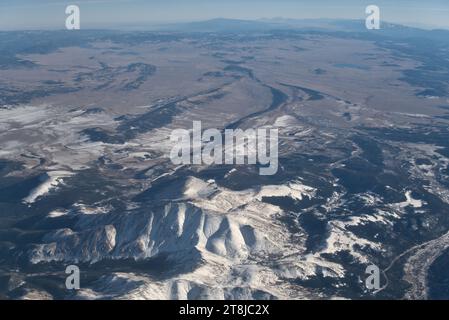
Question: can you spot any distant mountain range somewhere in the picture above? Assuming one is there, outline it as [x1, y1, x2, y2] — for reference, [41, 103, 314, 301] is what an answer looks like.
[147, 18, 449, 37]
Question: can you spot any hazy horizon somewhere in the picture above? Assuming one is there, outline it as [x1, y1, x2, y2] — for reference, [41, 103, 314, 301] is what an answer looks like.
[1, 0, 449, 31]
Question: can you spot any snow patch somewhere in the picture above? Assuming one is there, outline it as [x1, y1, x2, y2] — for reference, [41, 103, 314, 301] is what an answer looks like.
[23, 171, 74, 204]
[397, 191, 423, 208]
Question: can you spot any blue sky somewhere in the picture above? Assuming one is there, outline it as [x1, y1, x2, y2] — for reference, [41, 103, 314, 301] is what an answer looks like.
[1, 0, 449, 30]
